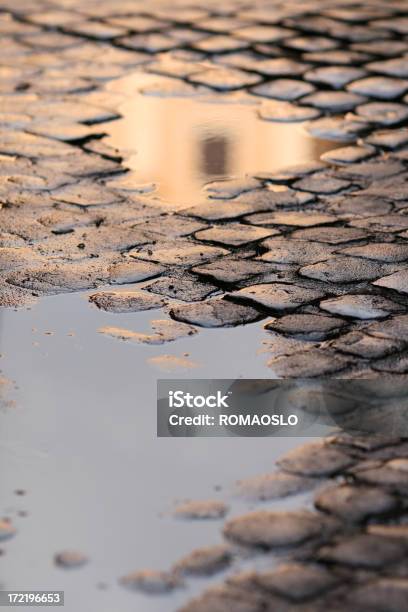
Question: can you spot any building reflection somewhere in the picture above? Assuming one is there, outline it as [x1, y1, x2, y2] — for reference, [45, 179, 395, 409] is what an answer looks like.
[199, 134, 231, 178]
[107, 78, 338, 207]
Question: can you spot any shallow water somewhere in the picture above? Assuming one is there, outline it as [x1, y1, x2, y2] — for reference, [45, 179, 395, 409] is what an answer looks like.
[0, 72, 341, 612]
[0, 294, 318, 612]
[106, 73, 338, 205]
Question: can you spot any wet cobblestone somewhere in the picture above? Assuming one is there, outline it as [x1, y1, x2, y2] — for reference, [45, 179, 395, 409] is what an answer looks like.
[3, 0, 408, 609]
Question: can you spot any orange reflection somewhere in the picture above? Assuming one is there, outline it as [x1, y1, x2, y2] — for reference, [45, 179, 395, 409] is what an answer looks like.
[106, 74, 336, 206]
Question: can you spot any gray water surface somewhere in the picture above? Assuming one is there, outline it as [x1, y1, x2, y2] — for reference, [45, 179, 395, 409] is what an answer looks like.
[0, 293, 314, 612]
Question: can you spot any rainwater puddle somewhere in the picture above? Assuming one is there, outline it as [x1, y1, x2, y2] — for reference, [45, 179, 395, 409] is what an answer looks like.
[0, 294, 321, 612]
[1, 73, 337, 612]
[105, 73, 339, 206]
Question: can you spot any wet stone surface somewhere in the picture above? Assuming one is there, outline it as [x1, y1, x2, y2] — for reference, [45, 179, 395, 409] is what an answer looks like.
[248, 562, 341, 601]
[174, 500, 229, 520]
[54, 551, 89, 569]
[98, 319, 197, 345]
[314, 483, 398, 522]
[169, 298, 262, 328]
[119, 569, 181, 594]
[277, 441, 354, 477]
[236, 471, 318, 501]
[223, 509, 335, 549]
[89, 290, 167, 313]
[4, 1, 408, 610]
[265, 313, 345, 341]
[173, 544, 232, 576]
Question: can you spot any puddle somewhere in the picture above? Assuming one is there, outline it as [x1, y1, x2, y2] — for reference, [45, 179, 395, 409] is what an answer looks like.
[0, 295, 322, 612]
[105, 73, 339, 206]
[2, 72, 338, 612]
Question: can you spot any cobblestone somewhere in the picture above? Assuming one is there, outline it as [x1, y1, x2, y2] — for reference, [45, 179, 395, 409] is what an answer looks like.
[277, 441, 354, 476]
[119, 569, 181, 594]
[236, 471, 318, 501]
[320, 294, 402, 319]
[170, 298, 261, 327]
[250, 562, 340, 601]
[4, 1, 408, 609]
[265, 313, 345, 340]
[318, 533, 406, 568]
[89, 290, 167, 313]
[173, 544, 232, 576]
[224, 509, 333, 549]
[314, 483, 398, 522]
[231, 283, 325, 311]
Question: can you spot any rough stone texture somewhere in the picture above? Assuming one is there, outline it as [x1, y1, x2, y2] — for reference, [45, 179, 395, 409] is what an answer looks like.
[267, 349, 352, 377]
[98, 319, 197, 345]
[130, 240, 229, 266]
[314, 484, 398, 522]
[373, 269, 408, 294]
[107, 259, 165, 284]
[7, 263, 107, 295]
[89, 290, 166, 313]
[348, 579, 408, 612]
[367, 315, 408, 341]
[173, 545, 232, 576]
[236, 471, 318, 501]
[320, 294, 402, 319]
[170, 298, 261, 327]
[145, 274, 218, 301]
[246, 211, 336, 227]
[224, 509, 334, 549]
[347, 76, 408, 100]
[278, 441, 354, 477]
[54, 551, 88, 569]
[341, 243, 408, 262]
[259, 239, 335, 264]
[258, 100, 321, 122]
[318, 534, 406, 568]
[301, 257, 394, 283]
[331, 331, 404, 359]
[355, 102, 408, 126]
[174, 500, 228, 520]
[321, 145, 375, 165]
[249, 563, 340, 601]
[190, 67, 261, 91]
[5, 3, 408, 610]
[306, 116, 368, 141]
[291, 227, 367, 244]
[119, 569, 181, 594]
[192, 257, 272, 284]
[204, 178, 260, 200]
[305, 65, 367, 89]
[251, 79, 315, 101]
[293, 173, 351, 194]
[231, 283, 325, 311]
[265, 313, 345, 340]
[301, 90, 367, 112]
[195, 224, 276, 246]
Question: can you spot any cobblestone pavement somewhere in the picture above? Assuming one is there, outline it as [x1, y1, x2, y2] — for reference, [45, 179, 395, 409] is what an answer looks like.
[3, 0, 408, 379]
[3, 0, 408, 609]
[172, 432, 408, 612]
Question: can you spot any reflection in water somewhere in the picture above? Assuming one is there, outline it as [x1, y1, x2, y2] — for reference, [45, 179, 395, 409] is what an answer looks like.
[200, 134, 231, 177]
[106, 74, 340, 206]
